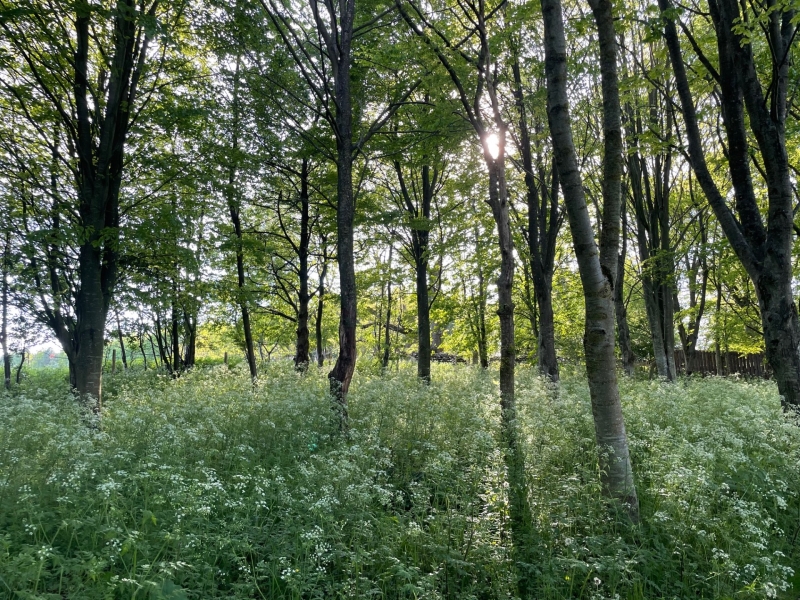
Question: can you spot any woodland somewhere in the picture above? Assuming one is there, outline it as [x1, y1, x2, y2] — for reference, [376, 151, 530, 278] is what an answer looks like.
[1, 0, 800, 597]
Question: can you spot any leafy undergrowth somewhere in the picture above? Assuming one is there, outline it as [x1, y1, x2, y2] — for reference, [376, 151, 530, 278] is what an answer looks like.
[0, 364, 798, 599]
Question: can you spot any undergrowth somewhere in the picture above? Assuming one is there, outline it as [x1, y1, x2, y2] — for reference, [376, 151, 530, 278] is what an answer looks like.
[0, 364, 798, 599]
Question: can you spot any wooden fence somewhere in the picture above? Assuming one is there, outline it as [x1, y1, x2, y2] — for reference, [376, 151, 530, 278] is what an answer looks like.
[673, 350, 770, 378]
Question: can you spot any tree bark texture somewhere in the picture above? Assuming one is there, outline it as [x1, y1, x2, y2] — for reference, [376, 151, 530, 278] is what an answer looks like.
[543, 0, 639, 520]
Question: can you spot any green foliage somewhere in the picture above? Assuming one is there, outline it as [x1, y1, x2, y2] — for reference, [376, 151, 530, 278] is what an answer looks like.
[1, 366, 798, 599]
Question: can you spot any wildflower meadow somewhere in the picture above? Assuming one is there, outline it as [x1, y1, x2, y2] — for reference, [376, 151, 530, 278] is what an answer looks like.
[1, 364, 798, 599]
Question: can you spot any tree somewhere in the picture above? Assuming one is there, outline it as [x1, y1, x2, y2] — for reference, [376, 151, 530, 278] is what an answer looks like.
[659, 0, 800, 411]
[0, 0, 185, 408]
[541, 0, 639, 519]
[259, 0, 419, 429]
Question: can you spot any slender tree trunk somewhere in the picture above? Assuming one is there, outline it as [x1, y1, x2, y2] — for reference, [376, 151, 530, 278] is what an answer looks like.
[512, 57, 560, 381]
[615, 212, 636, 376]
[295, 159, 311, 372]
[115, 311, 127, 370]
[154, 315, 169, 368]
[148, 332, 160, 368]
[475, 258, 489, 369]
[138, 332, 148, 370]
[2, 230, 10, 389]
[74, 244, 109, 410]
[15, 346, 25, 384]
[715, 276, 725, 376]
[543, 0, 639, 520]
[533, 263, 558, 380]
[170, 284, 180, 375]
[316, 254, 328, 368]
[382, 245, 394, 370]
[327, 15, 357, 430]
[226, 58, 257, 381]
[415, 244, 431, 381]
[413, 166, 434, 382]
[182, 311, 196, 368]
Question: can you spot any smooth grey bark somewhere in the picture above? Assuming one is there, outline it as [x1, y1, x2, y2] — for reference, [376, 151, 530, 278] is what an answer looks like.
[660, 0, 800, 411]
[542, 0, 639, 520]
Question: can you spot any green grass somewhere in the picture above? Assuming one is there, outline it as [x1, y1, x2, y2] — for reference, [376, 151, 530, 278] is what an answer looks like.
[0, 363, 798, 599]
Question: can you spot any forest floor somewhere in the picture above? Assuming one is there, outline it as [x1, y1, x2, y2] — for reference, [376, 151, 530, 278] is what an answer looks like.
[1, 363, 798, 599]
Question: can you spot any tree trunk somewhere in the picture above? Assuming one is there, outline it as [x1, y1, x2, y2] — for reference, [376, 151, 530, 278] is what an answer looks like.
[543, 0, 639, 519]
[512, 57, 560, 382]
[2, 230, 10, 389]
[415, 242, 431, 381]
[182, 311, 197, 368]
[615, 205, 636, 377]
[475, 256, 489, 369]
[74, 243, 109, 410]
[316, 253, 328, 368]
[326, 5, 357, 431]
[395, 162, 434, 383]
[115, 311, 127, 370]
[170, 285, 181, 375]
[625, 105, 676, 380]
[5, 0, 157, 412]
[154, 314, 169, 368]
[148, 332, 160, 368]
[295, 159, 311, 372]
[675, 203, 709, 374]
[138, 332, 148, 370]
[226, 57, 257, 382]
[382, 244, 394, 371]
[15, 346, 26, 384]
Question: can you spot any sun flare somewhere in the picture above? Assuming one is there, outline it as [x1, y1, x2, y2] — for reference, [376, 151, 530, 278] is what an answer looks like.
[486, 133, 500, 159]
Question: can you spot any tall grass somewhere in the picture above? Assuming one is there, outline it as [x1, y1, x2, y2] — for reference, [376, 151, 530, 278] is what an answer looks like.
[0, 364, 797, 598]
